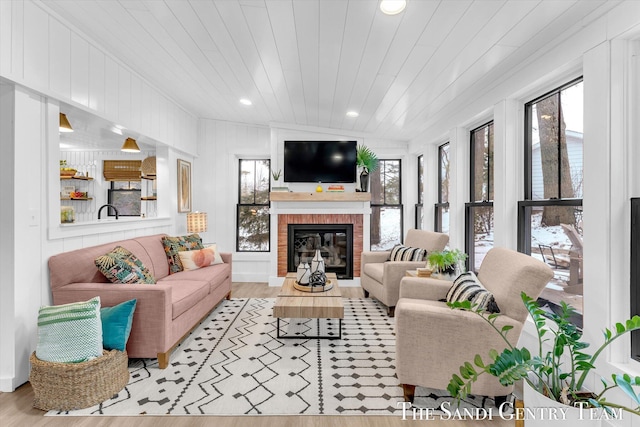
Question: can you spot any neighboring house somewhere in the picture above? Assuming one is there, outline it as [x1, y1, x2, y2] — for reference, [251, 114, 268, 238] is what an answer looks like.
[531, 130, 583, 199]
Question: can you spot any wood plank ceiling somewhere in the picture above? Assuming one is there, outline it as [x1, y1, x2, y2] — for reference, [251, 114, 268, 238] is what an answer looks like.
[44, 0, 612, 141]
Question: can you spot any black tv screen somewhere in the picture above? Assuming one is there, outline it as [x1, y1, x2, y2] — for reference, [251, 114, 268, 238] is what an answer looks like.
[284, 141, 357, 183]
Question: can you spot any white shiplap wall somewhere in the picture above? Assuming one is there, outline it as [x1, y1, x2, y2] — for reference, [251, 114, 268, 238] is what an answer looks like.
[0, 0, 198, 154]
[0, 0, 198, 392]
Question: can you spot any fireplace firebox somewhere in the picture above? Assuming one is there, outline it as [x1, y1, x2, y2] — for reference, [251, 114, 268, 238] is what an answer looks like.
[287, 224, 353, 279]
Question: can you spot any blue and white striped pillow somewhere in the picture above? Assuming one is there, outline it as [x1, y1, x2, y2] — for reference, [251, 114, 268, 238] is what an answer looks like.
[388, 244, 428, 262]
[446, 271, 500, 313]
[36, 297, 103, 363]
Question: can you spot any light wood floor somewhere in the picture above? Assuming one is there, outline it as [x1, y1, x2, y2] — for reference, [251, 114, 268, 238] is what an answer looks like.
[0, 282, 512, 427]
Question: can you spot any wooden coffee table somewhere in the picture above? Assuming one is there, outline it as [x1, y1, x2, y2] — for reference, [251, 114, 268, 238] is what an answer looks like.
[273, 272, 344, 339]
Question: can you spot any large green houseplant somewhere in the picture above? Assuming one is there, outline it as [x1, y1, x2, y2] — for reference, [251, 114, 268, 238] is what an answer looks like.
[356, 145, 379, 192]
[447, 294, 640, 416]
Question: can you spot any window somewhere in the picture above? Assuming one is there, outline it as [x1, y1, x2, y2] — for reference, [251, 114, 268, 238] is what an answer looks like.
[237, 159, 270, 252]
[107, 181, 141, 217]
[435, 143, 450, 233]
[518, 78, 583, 326]
[465, 123, 494, 272]
[415, 155, 424, 229]
[370, 159, 402, 250]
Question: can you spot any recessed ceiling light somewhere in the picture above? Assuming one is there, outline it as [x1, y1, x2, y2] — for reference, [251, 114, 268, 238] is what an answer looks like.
[240, 98, 252, 106]
[380, 0, 406, 15]
[346, 111, 359, 118]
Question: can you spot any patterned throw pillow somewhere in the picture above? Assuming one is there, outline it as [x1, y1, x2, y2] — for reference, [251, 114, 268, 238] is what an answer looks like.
[177, 244, 224, 271]
[162, 234, 204, 274]
[446, 271, 500, 313]
[95, 246, 156, 284]
[36, 297, 103, 363]
[388, 244, 428, 262]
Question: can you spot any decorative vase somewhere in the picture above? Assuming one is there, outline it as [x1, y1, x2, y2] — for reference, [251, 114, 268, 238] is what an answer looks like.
[296, 262, 311, 285]
[523, 380, 602, 427]
[311, 250, 325, 273]
[359, 169, 369, 192]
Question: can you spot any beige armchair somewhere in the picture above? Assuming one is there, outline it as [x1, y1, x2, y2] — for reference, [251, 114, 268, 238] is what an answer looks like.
[360, 229, 449, 316]
[395, 247, 553, 404]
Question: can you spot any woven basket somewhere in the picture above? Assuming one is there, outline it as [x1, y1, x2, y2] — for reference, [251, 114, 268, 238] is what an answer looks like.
[29, 350, 129, 411]
[141, 156, 156, 178]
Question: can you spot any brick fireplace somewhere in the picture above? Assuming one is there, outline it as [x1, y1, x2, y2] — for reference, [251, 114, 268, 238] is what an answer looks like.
[268, 192, 371, 286]
[277, 214, 363, 277]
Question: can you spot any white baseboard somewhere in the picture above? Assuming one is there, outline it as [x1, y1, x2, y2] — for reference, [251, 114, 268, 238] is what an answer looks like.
[0, 376, 18, 392]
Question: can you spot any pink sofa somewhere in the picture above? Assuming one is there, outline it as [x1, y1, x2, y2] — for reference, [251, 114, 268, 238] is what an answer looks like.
[48, 234, 232, 369]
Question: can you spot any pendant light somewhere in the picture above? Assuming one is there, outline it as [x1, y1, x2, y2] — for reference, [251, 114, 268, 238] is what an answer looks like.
[121, 137, 140, 153]
[59, 113, 73, 132]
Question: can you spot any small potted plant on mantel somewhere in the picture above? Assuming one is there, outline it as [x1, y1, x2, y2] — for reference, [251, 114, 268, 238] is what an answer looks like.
[271, 168, 288, 192]
[447, 294, 640, 425]
[356, 145, 379, 192]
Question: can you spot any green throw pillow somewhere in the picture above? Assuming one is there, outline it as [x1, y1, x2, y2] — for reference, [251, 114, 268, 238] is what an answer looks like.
[162, 234, 204, 274]
[36, 297, 103, 363]
[95, 246, 156, 284]
[101, 299, 137, 351]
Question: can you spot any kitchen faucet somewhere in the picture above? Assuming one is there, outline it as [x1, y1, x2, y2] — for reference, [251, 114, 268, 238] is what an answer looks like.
[98, 204, 119, 220]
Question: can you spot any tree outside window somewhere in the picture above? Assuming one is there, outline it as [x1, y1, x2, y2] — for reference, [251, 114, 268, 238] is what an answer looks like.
[435, 143, 450, 233]
[370, 159, 402, 250]
[466, 123, 494, 271]
[237, 159, 270, 252]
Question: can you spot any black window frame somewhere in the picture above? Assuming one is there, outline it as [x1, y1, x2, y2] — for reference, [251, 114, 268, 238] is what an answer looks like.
[518, 77, 584, 328]
[435, 142, 450, 232]
[465, 122, 494, 272]
[370, 159, 403, 250]
[236, 159, 271, 252]
[415, 155, 424, 229]
[107, 181, 141, 217]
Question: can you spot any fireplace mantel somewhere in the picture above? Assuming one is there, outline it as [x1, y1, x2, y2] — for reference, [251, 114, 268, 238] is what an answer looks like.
[270, 192, 371, 202]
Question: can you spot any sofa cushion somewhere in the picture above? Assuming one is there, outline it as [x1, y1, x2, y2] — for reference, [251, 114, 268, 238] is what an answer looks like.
[101, 299, 137, 351]
[159, 263, 230, 294]
[162, 234, 204, 274]
[177, 244, 224, 271]
[364, 263, 385, 283]
[388, 244, 427, 261]
[446, 271, 500, 313]
[36, 297, 103, 363]
[95, 246, 156, 284]
[168, 280, 210, 320]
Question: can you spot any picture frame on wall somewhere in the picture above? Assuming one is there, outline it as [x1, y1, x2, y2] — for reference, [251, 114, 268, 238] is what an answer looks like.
[177, 159, 192, 213]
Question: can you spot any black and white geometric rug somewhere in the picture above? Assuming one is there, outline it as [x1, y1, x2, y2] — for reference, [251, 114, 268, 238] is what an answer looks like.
[48, 298, 502, 416]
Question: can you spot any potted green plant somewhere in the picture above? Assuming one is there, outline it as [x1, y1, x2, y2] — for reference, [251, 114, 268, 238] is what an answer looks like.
[427, 249, 467, 278]
[271, 168, 282, 182]
[447, 294, 640, 420]
[356, 145, 379, 192]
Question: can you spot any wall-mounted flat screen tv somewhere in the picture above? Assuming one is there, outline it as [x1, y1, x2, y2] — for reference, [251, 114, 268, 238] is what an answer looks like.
[284, 140, 357, 183]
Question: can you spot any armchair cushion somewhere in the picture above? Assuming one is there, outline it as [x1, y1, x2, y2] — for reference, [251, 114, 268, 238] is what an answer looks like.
[364, 263, 385, 282]
[399, 276, 452, 301]
[388, 244, 428, 262]
[446, 271, 500, 313]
